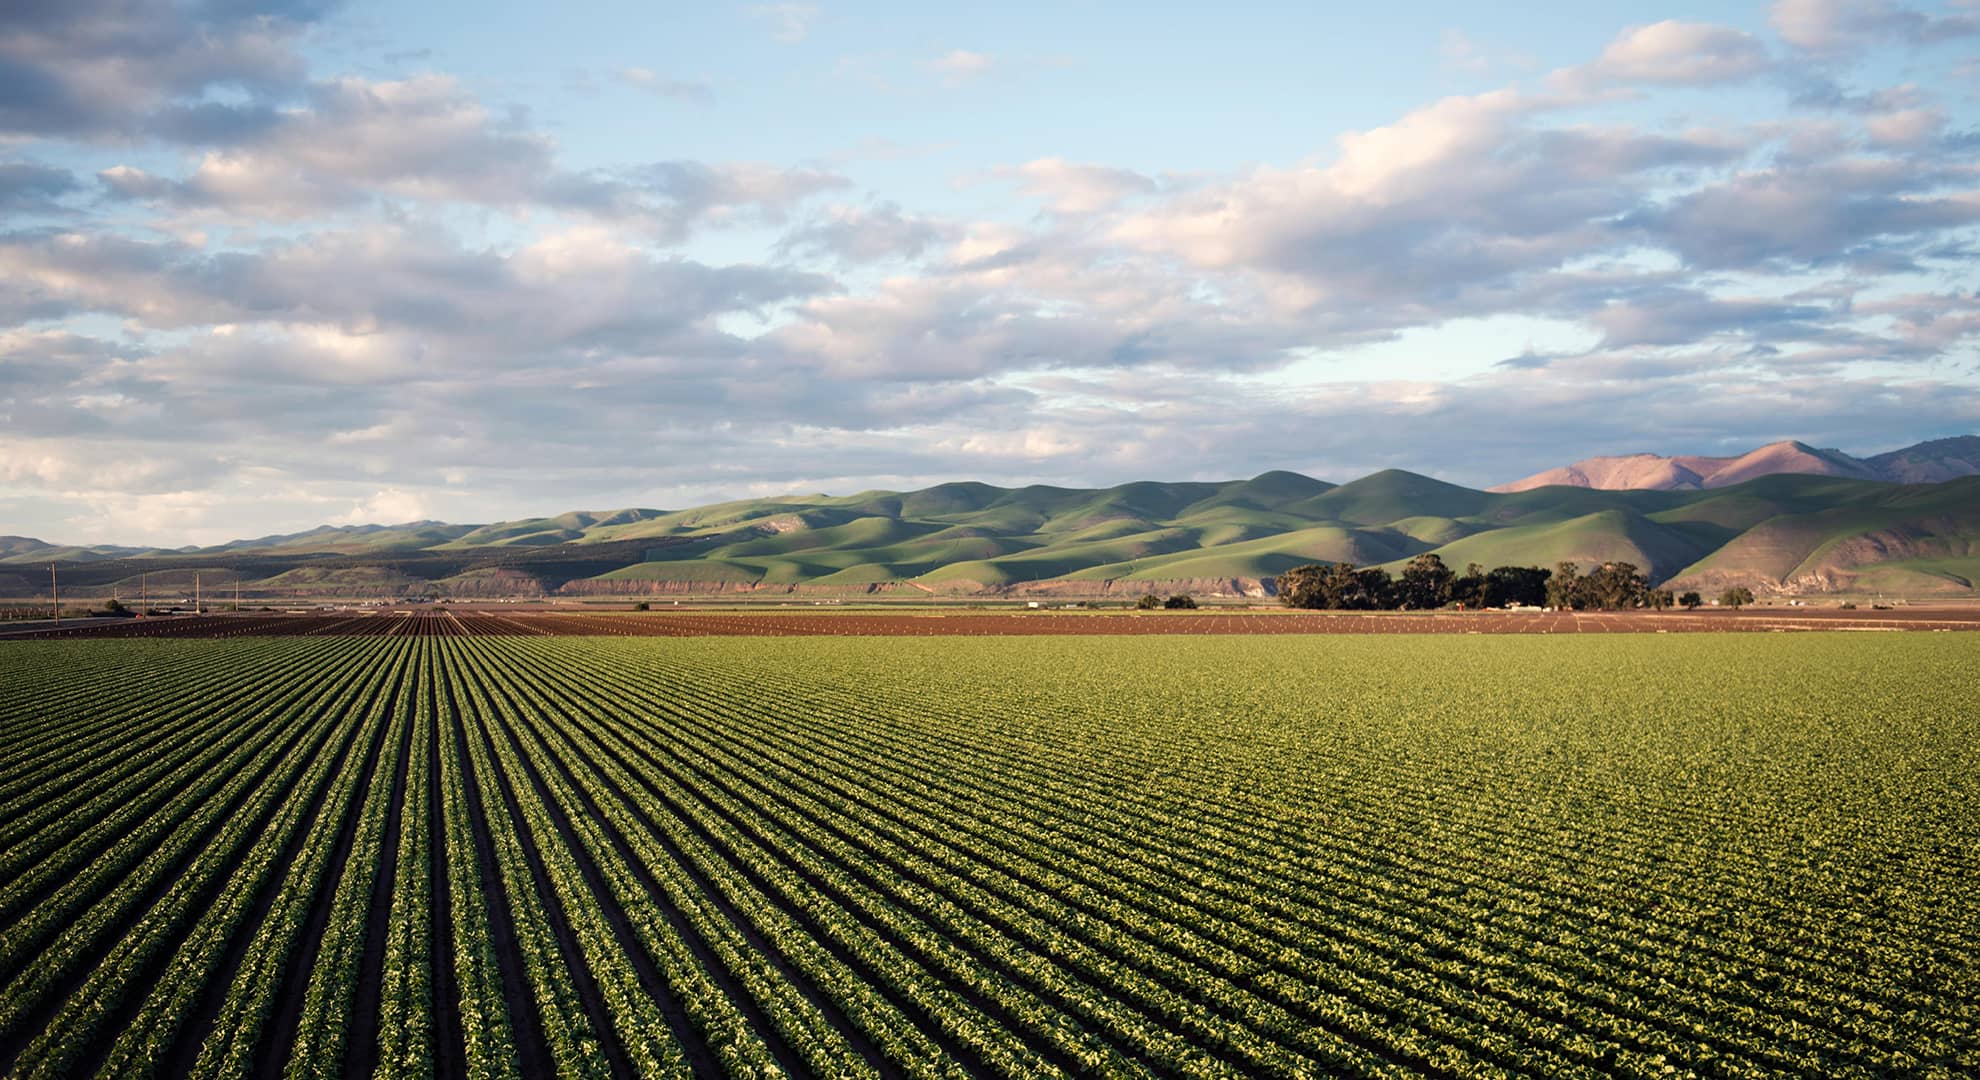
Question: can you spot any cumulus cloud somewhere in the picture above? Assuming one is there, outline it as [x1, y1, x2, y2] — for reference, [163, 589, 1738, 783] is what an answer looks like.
[1003, 158, 1156, 214]
[1771, 0, 1980, 53]
[1109, 89, 1743, 317]
[96, 75, 568, 217]
[629, 160, 851, 236]
[4, 0, 1978, 543]
[1556, 20, 1773, 90]
[0, 434, 226, 494]
[1863, 106, 1944, 145]
[0, 223, 833, 364]
[776, 202, 958, 262]
[89, 74, 848, 237]
[0, 0, 323, 140]
[331, 488, 430, 525]
[1587, 288, 1835, 349]
[1625, 158, 1980, 269]
[0, 161, 78, 213]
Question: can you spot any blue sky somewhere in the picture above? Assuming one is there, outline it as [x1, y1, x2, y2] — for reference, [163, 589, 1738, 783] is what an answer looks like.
[2, 0, 1978, 544]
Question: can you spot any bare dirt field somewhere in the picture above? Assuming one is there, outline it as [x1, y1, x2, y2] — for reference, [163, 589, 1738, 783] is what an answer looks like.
[6, 606, 1978, 639]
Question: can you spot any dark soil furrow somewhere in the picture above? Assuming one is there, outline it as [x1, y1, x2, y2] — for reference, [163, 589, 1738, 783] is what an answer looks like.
[345, 662, 419, 1080]
[464, 699, 638, 1080]
[429, 649, 467, 1080]
[158, 649, 409, 1079]
[463, 641, 942, 1077]
[443, 650, 556, 1080]
[65, 680, 388, 1080]
[555, 710, 950, 1079]
[473, 661, 815, 1077]
[580, 695, 1102, 1077]
[0, 711, 330, 1076]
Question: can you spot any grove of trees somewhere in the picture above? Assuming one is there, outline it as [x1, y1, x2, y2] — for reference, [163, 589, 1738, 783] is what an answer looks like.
[1278, 555, 1672, 612]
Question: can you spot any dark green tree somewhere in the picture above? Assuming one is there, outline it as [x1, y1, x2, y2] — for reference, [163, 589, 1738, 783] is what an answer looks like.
[1450, 562, 1486, 608]
[1679, 591, 1703, 610]
[1275, 562, 1322, 606]
[1546, 561, 1583, 610]
[1354, 568, 1396, 610]
[1135, 593, 1163, 610]
[1481, 565, 1551, 607]
[1162, 594, 1198, 609]
[1718, 586, 1755, 609]
[1398, 553, 1455, 610]
[1276, 565, 1327, 609]
[1319, 562, 1364, 609]
[1276, 563, 1391, 609]
[1582, 561, 1648, 610]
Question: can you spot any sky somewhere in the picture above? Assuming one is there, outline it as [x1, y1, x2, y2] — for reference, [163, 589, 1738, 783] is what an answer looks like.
[2, 1, 1979, 546]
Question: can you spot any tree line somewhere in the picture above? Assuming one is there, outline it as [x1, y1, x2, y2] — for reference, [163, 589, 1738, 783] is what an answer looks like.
[1276, 555, 1754, 611]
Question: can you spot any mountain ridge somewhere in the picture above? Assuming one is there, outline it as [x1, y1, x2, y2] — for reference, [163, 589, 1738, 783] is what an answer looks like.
[1491, 436, 1979, 493]
[8, 465, 1979, 601]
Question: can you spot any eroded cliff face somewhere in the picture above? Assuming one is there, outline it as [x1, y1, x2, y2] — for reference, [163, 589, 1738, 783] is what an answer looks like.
[1003, 577, 1273, 599]
[551, 575, 1276, 599]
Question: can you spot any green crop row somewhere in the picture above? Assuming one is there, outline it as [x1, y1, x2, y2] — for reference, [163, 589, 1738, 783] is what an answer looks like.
[0, 632, 1971, 1079]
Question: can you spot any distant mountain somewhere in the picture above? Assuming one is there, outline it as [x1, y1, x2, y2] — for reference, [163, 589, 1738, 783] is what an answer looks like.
[1492, 436, 1980, 493]
[0, 535, 155, 563]
[1864, 436, 1980, 484]
[0, 537, 51, 559]
[8, 466, 1979, 600]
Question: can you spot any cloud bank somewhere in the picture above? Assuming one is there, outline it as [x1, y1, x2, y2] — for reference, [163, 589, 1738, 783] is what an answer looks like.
[2, 0, 1978, 544]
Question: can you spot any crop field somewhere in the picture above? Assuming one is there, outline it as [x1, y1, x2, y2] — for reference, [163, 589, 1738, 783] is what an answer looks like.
[0, 633, 1975, 1078]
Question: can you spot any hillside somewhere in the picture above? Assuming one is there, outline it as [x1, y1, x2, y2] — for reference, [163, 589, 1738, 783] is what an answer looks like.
[8, 468, 1979, 600]
[1493, 436, 1979, 493]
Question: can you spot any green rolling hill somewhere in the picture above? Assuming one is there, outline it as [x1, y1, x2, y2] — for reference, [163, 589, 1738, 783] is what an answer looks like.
[8, 470, 1979, 600]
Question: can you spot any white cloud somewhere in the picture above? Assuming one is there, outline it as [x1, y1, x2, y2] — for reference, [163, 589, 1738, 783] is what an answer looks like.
[749, 3, 820, 44]
[1004, 158, 1156, 214]
[4, 0, 1978, 545]
[1556, 21, 1773, 90]
[777, 202, 958, 262]
[332, 488, 430, 525]
[1771, 0, 1980, 52]
[928, 49, 993, 86]
[93, 75, 847, 238]
[1863, 106, 1944, 145]
[0, 0, 317, 141]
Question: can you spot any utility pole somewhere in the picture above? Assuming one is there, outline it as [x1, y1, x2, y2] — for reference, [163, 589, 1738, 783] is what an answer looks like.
[50, 563, 58, 623]
[142, 572, 148, 614]
[195, 572, 201, 615]
[234, 576, 241, 612]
